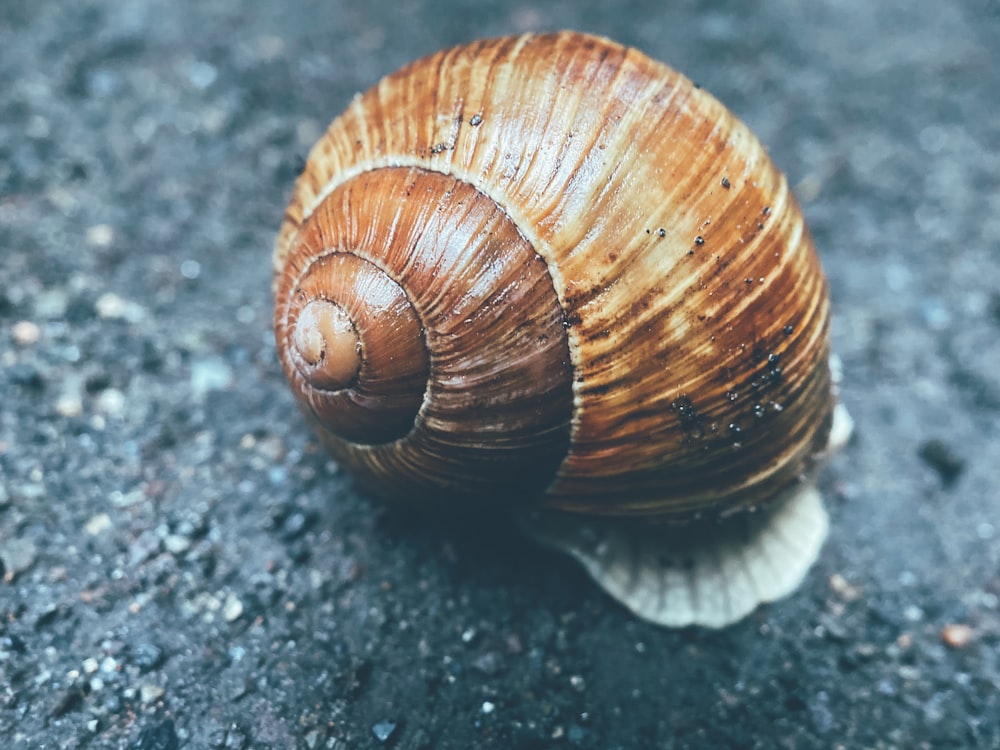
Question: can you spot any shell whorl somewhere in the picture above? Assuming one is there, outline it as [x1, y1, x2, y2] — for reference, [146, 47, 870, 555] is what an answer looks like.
[274, 31, 836, 518]
[275, 167, 575, 501]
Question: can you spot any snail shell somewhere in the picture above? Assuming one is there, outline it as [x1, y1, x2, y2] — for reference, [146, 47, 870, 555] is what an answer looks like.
[273, 32, 852, 627]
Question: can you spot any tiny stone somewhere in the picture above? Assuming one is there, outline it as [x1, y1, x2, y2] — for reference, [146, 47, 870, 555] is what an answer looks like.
[85, 224, 115, 247]
[12, 320, 41, 345]
[371, 721, 396, 742]
[223, 594, 244, 622]
[940, 623, 975, 649]
[95, 292, 145, 322]
[85, 513, 112, 536]
[187, 61, 217, 90]
[190, 358, 233, 395]
[481, 701, 495, 714]
[132, 642, 165, 672]
[180, 259, 201, 279]
[829, 573, 860, 601]
[96, 388, 125, 416]
[55, 394, 83, 418]
[83, 657, 99, 674]
[570, 674, 585, 691]
[164, 534, 191, 554]
[2, 538, 38, 579]
[94, 292, 125, 319]
[140, 684, 165, 703]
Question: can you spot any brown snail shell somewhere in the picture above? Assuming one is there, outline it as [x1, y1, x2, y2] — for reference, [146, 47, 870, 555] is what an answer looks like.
[273, 31, 852, 627]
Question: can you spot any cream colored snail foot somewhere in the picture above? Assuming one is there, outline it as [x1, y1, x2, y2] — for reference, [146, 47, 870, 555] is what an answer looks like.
[522, 482, 828, 629]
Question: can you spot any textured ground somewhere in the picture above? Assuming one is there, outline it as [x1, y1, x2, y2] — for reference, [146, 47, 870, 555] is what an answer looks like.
[2, 1, 999, 748]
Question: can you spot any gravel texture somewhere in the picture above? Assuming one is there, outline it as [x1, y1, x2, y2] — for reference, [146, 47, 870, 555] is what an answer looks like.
[2, 1, 999, 748]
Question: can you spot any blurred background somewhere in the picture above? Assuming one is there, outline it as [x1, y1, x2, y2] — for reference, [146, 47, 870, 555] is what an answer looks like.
[2, 1, 998, 748]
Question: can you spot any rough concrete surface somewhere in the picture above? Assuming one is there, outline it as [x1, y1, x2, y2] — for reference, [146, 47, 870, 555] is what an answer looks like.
[2, 1, 999, 748]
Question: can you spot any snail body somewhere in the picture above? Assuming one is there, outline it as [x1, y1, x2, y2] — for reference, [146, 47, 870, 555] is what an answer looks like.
[274, 32, 851, 627]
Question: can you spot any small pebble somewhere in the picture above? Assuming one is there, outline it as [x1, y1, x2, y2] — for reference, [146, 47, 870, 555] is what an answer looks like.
[190, 358, 233, 395]
[371, 721, 396, 742]
[481, 701, 495, 715]
[95, 292, 145, 322]
[1, 538, 38, 580]
[180, 259, 201, 279]
[85, 513, 112, 536]
[96, 388, 125, 416]
[164, 534, 191, 555]
[140, 684, 165, 703]
[85, 224, 115, 247]
[223, 594, 244, 622]
[940, 623, 975, 649]
[12, 320, 41, 345]
[829, 573, 861, 601]
[132, 642, 165, 672]
[55, 394, 83, 418]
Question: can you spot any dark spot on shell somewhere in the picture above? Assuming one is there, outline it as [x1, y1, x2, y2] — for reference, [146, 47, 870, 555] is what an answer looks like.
[783, 324, 795, 335]
[469, 114, 483, 126]
[657, 228, 666, 238]
[695, 235, 705, 246]
[762, 206, 771, 215]
[721, 176, 731, 189]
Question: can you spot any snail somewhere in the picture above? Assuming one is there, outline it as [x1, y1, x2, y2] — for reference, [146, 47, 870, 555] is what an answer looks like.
[272, 31, 853, 628]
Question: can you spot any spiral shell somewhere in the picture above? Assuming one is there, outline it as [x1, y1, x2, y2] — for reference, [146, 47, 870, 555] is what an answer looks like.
[273, 32, 849, 626]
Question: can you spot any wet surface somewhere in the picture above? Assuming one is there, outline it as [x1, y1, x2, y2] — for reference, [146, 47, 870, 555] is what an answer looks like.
[2, 1, 999, 747]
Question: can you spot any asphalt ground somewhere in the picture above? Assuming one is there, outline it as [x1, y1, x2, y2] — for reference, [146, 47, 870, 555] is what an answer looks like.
[2, 1, 999, 747]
